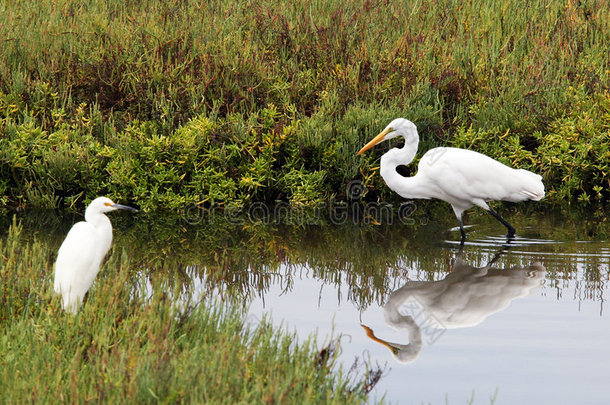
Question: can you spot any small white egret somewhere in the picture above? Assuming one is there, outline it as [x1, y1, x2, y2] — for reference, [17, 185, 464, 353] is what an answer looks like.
[53, 197, 137, 313]
[357, 118, 545, 239]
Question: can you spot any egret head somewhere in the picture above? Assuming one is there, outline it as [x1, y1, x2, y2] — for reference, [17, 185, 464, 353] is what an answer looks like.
[357, 118, 419, 155]
[361, 323, 421, 364]
[87, 197, 139, 215]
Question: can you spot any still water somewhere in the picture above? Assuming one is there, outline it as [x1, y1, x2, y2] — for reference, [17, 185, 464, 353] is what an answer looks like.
[7, 206, 610, 404]
[247, 239, 609, 404]
[241, 209, 610, 405]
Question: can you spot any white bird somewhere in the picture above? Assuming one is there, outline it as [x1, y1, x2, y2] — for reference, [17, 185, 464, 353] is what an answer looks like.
[53, 197, 137, 313]
[357, 118, 545, 239]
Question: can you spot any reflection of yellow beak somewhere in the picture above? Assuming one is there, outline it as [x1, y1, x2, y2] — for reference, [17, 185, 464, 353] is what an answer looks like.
[361, 324, 399, 355]
[357, 127, 392, 155]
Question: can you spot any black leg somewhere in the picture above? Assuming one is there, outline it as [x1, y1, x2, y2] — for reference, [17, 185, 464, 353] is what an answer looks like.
[487, 207, 516, 238]
[458, 218, 466, 241]
[488, 244, 511, 266]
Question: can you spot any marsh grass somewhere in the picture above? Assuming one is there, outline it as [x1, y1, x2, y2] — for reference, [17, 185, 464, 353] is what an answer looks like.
[0, 219, 374, 403]
[0, 0, 608, 209]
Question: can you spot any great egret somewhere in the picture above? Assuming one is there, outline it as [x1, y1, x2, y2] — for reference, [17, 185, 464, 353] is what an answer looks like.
[53, 197, 138, 313]
[357, 118, 545, 239]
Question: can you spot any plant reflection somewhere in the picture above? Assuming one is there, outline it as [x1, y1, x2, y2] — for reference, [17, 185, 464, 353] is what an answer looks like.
[3, 208, 606, 317]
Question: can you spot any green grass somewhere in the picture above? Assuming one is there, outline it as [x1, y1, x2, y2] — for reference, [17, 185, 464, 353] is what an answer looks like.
[0, 0, 608, 209]
[0, 219, 375, 403]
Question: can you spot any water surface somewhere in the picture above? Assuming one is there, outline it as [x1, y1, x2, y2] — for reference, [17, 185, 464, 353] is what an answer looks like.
[6, 207, 609, 404]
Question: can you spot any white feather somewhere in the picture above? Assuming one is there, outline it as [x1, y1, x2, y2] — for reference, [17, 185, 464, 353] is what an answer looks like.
[359, 118, 545, 237]
[53, 197, 136, 313]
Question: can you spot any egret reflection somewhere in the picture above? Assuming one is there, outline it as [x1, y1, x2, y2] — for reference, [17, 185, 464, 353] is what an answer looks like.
[362, 248, 545, 364]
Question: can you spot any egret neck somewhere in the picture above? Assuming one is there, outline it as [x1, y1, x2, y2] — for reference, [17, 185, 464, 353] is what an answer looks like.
[379, 136, 433, 201]
[84, 203, 113, 257]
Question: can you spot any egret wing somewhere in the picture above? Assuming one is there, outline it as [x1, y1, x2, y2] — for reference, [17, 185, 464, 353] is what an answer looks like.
[422, 148, 544, 205]
[54, 222, 100, 308]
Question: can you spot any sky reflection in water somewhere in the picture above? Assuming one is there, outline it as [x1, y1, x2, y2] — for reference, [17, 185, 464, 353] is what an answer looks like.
[246, 231, 609, 405]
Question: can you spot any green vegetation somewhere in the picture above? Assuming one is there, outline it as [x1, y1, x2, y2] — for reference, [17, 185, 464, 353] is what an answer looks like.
[2, 2, 607, 399]
[0, 219, 375, 403]
[0, 0, 608, 210]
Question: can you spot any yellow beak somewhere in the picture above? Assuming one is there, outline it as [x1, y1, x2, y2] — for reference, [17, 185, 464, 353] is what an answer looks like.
[361, 324, 400, 355]
[357, 127, 392, 155]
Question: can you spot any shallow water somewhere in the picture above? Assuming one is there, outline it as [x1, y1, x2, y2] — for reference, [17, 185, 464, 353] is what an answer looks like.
[242, 211, 610, 404]
[6, 206, 610, 404]
[248, 239, 609, 404]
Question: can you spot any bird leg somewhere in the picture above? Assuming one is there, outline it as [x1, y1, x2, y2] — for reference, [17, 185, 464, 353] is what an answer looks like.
[458, 218, 467, 241]
[452, 206, 467, 241]
[457, 236, 465, 255]
[487, 207, 516, 238]
[487, 243, 513, 266]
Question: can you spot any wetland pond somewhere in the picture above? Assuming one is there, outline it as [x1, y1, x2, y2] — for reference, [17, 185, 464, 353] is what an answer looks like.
[6, 204, 610, 404]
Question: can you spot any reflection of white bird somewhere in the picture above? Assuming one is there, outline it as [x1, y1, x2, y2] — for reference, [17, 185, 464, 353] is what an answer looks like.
[357, 118, 545, 239]
[54, 197, 137, 313]
[363, 255, 545, 363]
[362, 316, 423, 364]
